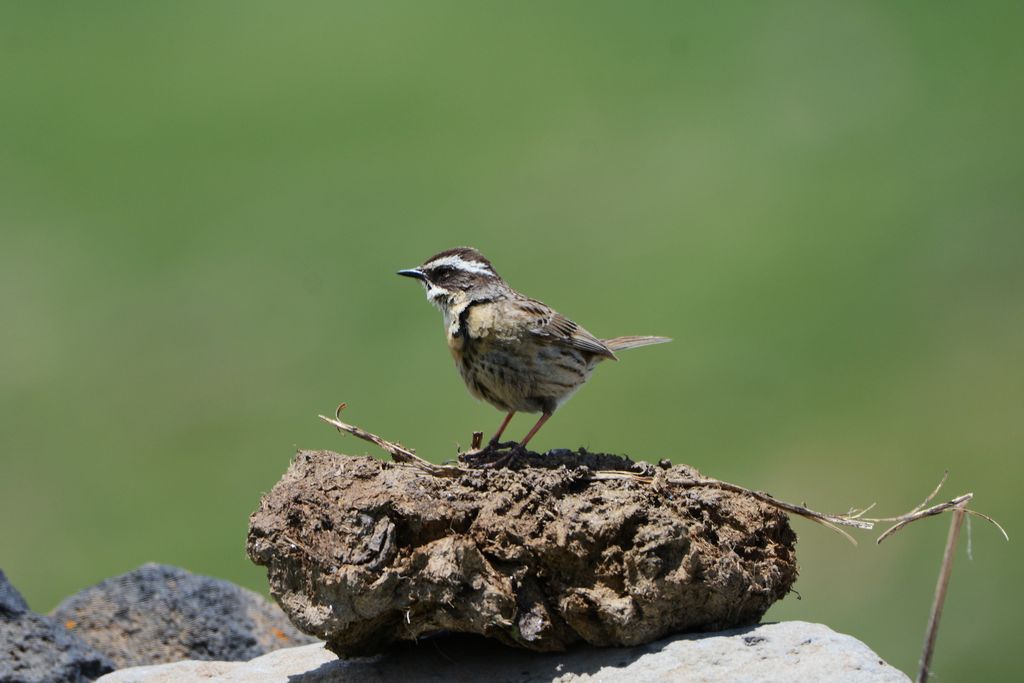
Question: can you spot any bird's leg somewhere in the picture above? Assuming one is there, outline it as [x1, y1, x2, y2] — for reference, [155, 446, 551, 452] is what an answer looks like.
[518, 412, 552, 449]
[478, 412, 552, 470]
[486, 413, 552, 469]
[489, 411, 516, 446]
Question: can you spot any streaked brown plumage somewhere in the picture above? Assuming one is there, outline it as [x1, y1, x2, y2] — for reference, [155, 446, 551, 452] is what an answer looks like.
[398, 247, 670, 447]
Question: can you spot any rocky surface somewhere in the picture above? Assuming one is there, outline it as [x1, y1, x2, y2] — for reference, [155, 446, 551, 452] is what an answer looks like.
[0, 569, 29, 616]
[0, 569, 115, 683]
[97, 621, 910, 682]
[247, 450, 798, 656]
[51, 563, 317, 669]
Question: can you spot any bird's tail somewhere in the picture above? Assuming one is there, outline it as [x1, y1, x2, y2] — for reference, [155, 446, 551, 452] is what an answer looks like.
[602, 335, 672, 352]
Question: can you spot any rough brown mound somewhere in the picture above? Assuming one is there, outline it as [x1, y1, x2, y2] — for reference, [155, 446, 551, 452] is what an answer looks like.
[246, 450, 797, 656]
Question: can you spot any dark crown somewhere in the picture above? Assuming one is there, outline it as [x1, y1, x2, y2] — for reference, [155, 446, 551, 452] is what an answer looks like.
[418, 247, 501, 288]
[424, 246, 490, 266]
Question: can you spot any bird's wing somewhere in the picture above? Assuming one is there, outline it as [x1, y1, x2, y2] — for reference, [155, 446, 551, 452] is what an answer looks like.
[520, 299, 617, 360]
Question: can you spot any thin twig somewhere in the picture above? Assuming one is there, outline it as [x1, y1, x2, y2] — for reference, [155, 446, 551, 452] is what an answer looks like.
[586, 471, 651, 482]
[914, 471, 950, 513]
[845, 502, 877, 519]
[860, 473, 1006, 543]
[966, 514, 973, 561]
[873, 494, 973, 544]
[318, 404, 463, 477]
[917, 503, 968, 683]
[964, 509, 1009, 541]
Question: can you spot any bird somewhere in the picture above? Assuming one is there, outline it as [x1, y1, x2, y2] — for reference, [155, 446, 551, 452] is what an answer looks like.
[397, 247, 670, 449]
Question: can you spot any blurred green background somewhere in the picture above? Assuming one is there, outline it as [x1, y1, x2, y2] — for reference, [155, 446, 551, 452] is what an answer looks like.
[1, 2, 1021, 678]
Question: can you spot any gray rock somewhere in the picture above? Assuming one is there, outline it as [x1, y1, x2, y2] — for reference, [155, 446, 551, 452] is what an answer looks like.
[0, 569, 115, 683]
[96, 644, 330, 682]
[247, 452, 797, 656]
[97, 621, 909, 682]
[51, 563, 317, 669]
[0, 570, 28, 616]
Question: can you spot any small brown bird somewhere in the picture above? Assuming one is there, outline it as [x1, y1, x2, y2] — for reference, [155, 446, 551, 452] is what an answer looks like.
[398, 247, 670, 448]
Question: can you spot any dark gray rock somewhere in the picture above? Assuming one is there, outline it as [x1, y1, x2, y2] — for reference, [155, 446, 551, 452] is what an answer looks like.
[51, 563, 317, 669]
[0, 569, 115, 683]
[0, 570, 28, 616]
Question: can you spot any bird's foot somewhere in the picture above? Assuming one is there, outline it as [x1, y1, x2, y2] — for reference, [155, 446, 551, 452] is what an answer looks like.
[482, 442, 528, 470]
[460, 441, 527, 469]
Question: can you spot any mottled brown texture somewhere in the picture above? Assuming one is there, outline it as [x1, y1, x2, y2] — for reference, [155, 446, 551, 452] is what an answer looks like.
[247, 451, 797, 657]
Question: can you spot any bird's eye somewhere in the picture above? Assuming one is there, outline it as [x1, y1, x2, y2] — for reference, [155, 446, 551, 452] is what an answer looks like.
[433, 266, 454, 277]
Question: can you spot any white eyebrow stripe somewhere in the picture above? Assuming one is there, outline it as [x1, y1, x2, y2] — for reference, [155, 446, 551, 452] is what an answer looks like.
[423, 254, 493, 275]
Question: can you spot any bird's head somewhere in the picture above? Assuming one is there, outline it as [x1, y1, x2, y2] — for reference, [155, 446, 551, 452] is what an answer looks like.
[398, 247, 505, 308]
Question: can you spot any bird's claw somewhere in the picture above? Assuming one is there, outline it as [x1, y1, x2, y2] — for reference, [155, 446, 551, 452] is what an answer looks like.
[461, 441, 528, 469]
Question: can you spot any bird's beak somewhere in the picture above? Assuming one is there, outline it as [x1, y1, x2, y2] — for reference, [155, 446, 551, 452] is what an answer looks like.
[397, 268, 426, 281]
